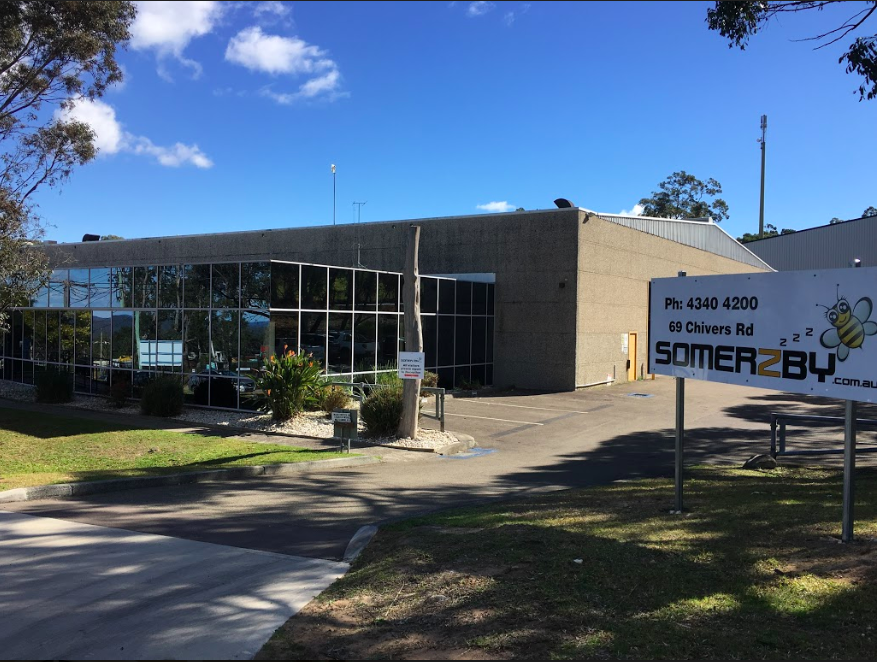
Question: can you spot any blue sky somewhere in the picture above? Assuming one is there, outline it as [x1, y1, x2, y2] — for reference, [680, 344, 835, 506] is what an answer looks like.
[39, 1, 877, 244]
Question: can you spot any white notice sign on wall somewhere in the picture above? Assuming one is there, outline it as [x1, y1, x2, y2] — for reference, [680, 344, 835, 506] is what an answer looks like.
[649, 267, 877, 402]
[398, 352, 425, 379]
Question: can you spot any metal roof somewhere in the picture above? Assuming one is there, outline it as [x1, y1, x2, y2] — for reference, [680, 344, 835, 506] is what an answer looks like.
[746, 215, 876, 271]
[592, 212, 773, 270]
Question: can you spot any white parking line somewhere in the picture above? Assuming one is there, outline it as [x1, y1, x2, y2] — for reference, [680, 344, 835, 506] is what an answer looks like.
[445, 413, 544, 426]
[451, 400, 590, 415]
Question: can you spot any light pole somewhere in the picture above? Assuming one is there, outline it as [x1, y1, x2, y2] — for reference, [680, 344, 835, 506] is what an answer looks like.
[331, 164, 336, 226]
[758, 114, 767, 238]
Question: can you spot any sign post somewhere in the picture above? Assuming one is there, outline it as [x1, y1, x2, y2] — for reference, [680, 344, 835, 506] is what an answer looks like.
[674, 271, 686, 514]
[650, 267, 877, 539]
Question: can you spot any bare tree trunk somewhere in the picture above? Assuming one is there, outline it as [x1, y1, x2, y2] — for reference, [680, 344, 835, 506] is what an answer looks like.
[398, 225, 422, 439]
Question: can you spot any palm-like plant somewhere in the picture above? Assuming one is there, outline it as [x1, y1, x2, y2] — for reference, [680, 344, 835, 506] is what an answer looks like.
[251, 346, 324, 420]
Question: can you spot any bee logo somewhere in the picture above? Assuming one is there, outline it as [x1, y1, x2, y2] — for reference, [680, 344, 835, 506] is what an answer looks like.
[819, 287, 877, 361]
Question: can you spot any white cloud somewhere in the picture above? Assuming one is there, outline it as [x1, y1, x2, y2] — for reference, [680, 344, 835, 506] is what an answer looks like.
[504, 3, 531, 26]
[467, 1, 495, 16]
[254, 1, 290, 18]
[227, 26, 344, 103]
[619, 204, 645, 216]
[131, 1, 225, 78]
[477, 201, 515, 213]
[57, 98, 213, 169]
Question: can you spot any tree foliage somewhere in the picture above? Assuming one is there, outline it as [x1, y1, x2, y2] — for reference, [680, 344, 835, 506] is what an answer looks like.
[738, 224, 796, 243]
[863, 205, 877, 217]
[638, 171, 730, 222]
[707, 1, 877, 101]
[0, 1, 135, 330]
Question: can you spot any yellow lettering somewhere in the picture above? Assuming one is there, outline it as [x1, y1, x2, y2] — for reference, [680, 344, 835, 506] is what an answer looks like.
[758, 349, 781, 378]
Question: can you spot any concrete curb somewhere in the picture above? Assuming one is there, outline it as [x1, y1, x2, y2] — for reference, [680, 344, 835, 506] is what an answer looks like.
[342, 524, 379, 563]
[354, 432, 478, 455]
[0, 455, 381, 504]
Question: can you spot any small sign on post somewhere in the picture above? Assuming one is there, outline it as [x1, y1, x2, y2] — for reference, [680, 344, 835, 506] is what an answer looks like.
[332, 409, 358, 452]
[398, 351, 425, 380]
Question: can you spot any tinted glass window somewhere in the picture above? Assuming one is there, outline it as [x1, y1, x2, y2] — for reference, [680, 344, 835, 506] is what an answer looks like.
[301, 265, 327, 310]
[377, 315, 398, 367]
[422, 315, 437, 369]
[212, 311, 239, 372]
[46, 311, 60, 361]
[32, 311, 46, 362]
[31, 283, 48, 307]
[455, 316, 471, 365]
[353, 313, 377, 371]
[271, 262, 299, 309]
[134, 311, 156, 370]
[421, 278, 438, 314]
[329, 268, 353, 311]
[473, 282, 487, 315]
[183, 311, 210, 374]
[241, 262, 270, 310]
[90, 268, 111, 308]
[157, 310, 183, 372]
[487, 283, 495, 315]
[111, 311, 133, 368]
[49, 270, 67, 308]
[487, 317, 494, 362]
[378, 273, 399, 312]
[437, 316, 454, 366]
[212, 263, 239, 309]
[183, 264, 210, 309]
[74, 311, 90, 366]
[472, 316, 486, 363]
[456, 281, 472, 315]
[327, 313, 353, 374]
[60, 311, 74, 364]
[438, 280, 455, 314]
[300, 311, 327, 368]
[272, 312, 298, 357]
[112, 267, 133, 308]
[355, 271, 377, 311]
[159, 265, 182, 309]
[240, 310, 270, 376]
[68, 269, 89, 308]
[92, 312, 111, 367]
[134, 266, 158, 308]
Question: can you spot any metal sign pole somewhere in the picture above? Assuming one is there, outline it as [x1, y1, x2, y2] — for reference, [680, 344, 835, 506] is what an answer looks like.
[842, 397, 857, 542]
[674, 271, 686, 513]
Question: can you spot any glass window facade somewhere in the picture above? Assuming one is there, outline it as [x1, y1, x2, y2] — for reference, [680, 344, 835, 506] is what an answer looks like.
[1, 260, 494, 409]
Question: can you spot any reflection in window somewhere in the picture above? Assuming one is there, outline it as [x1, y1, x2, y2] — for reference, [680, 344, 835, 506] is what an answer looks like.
[329, 268, 352, 311]
[74, 311, 91, 366]
[327, 312, 353, 374]
[377, 315, 398, 367]
[92, 312, 112, 376]
[32, 311, 46, 362]
[300, 311, 327, 370]
[421, 278, 438, 314]
[111, 311, 133, 368]
[30, 283, 48, 307]
[212, 263, 239, 309]
[90, 269, 112, 307]
[21, 311, 33, 360]
[68, 269, 89, 308]
[241, 262, 270, 310]
[159, 265, 182, 308]
[271, 262, 299, 309]
[378, 273, 399, 312]
[301, 265, 327, 310]
[353, 313, 377, 372]
[211, 310, 239, 372]
[49, 270, 67, 308]
[240, 311, 270, 376]
[271, 312, 298, 358]
[134, 266, 158, 308]
[183, 311, 210, 376]
[111, 267, 133, 308]
[134, 311, 156, 370]
[355, 271, 377, 311]
[183, 264, 210, 308]
[59, 311, 74, 364]
[157, 310, 183, 372]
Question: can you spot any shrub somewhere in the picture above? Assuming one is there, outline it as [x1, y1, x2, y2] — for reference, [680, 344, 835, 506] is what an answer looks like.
[421, 371, 439, 389]
[360, 386, 404, 436]
[140, 375, 184, 417]
[35, 367, 73, 403]
[375, 371, 402, 388]
[320, 385, 351, 415]
[108, 379, 130, 408]
[251, 347, 324, 421]
[458, 377, 482, 391]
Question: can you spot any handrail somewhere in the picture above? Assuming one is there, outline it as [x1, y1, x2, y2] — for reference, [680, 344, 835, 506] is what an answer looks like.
[769, 412, 877, 458]
[325, 381, 445, 432]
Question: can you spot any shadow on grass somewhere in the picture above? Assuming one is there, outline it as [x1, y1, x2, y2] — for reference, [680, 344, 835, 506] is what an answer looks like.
[259, 467, 877, 660]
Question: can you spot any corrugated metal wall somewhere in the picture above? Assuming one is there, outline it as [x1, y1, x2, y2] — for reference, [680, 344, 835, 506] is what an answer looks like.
[595, 214, 771, 270]
[747, 217, 877, 271]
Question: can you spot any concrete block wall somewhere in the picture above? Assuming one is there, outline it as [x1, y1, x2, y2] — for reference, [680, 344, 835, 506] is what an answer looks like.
[574, 212, 766, 387]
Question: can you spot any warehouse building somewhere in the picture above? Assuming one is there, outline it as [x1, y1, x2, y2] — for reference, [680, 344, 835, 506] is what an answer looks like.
[747, 214, 876, 271]
[1, 207, 769, 407]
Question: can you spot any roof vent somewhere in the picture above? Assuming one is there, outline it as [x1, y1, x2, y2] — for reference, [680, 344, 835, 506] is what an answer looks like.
[554, 198, 574, 208]
[82, 234, 100, 242]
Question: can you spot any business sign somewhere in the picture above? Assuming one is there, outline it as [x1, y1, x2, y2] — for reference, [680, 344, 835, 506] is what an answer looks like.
[649, 268, 877, 402]
[331, 410, 352, 424]
[398, 351, 425, 379]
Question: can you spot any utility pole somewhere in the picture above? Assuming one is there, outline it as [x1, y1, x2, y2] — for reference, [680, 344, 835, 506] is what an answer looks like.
[758, 115, 767, 238]
[353, 201, 367, 223]
[331, 164, 336, 226]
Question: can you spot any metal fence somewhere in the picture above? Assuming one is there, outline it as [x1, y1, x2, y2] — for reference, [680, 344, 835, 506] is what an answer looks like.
[769, 412, 877, 457]
[327, 381, 446, 432]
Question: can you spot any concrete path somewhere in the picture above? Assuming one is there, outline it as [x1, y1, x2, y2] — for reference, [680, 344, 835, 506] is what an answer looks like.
[0, 511, 347, 660]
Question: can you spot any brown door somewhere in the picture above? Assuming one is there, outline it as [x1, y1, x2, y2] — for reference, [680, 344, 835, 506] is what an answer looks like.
[628, 332, 637, 381]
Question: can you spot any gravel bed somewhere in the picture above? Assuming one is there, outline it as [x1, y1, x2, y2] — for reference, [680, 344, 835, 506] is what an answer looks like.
[0, 384, 458, 448]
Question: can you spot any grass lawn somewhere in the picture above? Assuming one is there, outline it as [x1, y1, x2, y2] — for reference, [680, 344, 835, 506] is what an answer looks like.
[0, 406, 351, 490]
[258, 466, 877, 660]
